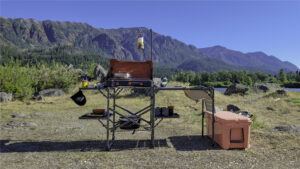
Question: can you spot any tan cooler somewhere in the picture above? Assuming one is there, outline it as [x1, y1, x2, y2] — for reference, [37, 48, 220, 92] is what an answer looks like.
[205, 111, 252, 149]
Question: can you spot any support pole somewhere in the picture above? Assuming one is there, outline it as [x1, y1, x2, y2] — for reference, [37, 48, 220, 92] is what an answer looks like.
[150, 28, 154, 148]
[150, 29, 153, 61]
[150, 86, 155, 148]
[211, 89, 215, 146]
[112, 88, 116, 140]
[202, 99, 204, 137]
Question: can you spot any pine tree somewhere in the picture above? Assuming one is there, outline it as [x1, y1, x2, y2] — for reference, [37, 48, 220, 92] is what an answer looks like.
[278, 68, 287, 83]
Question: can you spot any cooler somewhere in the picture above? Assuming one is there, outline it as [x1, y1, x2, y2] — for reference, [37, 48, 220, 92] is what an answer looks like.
[205, 111, 252, 149]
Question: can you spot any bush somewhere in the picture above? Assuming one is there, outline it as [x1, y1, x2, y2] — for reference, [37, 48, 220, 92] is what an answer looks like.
[203, 81, 232, 88]
[0, 60, 35, 100]
[33, 63, 78, 92]
[0, 60, 78, 100]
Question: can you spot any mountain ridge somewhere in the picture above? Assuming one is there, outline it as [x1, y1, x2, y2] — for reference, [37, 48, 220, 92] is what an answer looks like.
[0, 17, 298, 74]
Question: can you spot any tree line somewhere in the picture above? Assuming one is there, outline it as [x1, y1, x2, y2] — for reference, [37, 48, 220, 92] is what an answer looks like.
[1, 44, 299, 89]
[173, 69, 300, 87]
[0, 44, 110, 69]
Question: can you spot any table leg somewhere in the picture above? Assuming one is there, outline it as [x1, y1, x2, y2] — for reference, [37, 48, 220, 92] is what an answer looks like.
[150, 87, 155, 148]
[112, 88, 116, 140]
[106, 88, 110, 151]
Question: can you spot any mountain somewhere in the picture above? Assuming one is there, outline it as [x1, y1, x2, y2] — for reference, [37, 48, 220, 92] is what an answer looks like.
[177, 58, 239, 72]
[198, 46, 298, 73]
[0, 17, 206, 67]
[0, 17, 298, 73]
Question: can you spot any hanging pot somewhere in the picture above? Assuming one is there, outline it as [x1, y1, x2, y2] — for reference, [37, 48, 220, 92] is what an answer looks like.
[70, 90, 86, 106]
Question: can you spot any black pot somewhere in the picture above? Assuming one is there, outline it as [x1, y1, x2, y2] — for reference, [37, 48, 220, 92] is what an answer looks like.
[70, 90, 86, 106]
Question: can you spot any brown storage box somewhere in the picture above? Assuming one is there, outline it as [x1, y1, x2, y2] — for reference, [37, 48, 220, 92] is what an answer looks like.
[108, 59, 153, 79]
[205, 111, 252, 149]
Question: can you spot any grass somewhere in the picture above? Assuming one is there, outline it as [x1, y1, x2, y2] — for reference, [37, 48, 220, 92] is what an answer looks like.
[0, 82, 300, 169]
[289, 98, 300, 107]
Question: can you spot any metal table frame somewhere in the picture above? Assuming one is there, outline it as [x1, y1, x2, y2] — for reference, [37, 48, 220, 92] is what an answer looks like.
[80, 85, 216, 151]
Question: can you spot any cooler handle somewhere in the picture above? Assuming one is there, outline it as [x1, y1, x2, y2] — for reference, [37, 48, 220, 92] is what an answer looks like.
[230, 128, 244, 143]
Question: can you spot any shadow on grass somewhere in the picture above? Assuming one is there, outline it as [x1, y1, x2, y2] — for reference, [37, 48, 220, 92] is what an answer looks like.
[1, 136, 221, 152]
[169, 135, 221, 151]
[0, 139, 168, 153]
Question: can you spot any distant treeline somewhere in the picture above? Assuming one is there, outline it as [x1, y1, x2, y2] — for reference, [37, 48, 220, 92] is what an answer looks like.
[1, 44, 299, 91]
[0, 44, 178, 78]
[0, 45, 110, 70]
[173, 69, 300, 88]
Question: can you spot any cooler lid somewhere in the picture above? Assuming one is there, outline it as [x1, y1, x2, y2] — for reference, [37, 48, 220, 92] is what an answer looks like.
[206, 111, 252, 124]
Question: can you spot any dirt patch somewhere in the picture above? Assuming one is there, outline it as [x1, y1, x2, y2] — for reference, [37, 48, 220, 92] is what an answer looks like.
[10, 113, 25, 118]
[273, 125, 300, 136]
[4, 121, 37, 128]
[32, 112, 52, 116]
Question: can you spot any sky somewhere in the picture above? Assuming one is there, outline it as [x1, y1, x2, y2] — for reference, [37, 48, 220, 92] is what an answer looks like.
[0, 0, 299, 68]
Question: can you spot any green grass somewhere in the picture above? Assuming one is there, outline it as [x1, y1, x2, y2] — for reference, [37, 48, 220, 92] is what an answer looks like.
[0, 82, 299, 169]
[289, 98, 300, 107]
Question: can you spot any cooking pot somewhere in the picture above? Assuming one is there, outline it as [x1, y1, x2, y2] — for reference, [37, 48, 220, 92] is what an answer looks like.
[70, 90, 86, 106]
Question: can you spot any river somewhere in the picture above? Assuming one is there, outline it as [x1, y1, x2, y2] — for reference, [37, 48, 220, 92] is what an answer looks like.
[214, 88, 300, 93]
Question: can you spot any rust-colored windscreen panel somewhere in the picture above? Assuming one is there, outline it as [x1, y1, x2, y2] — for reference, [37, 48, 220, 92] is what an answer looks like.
[108, 59, 153, 79]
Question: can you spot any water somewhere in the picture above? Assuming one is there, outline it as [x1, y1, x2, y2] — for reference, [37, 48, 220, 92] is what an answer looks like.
[214, 87, 300, 93]
[214, 88, 227, 93]
[285, 88, 300, 92]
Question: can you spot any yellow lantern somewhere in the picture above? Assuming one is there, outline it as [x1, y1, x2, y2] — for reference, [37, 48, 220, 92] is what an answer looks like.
[138, 36, 144, 50]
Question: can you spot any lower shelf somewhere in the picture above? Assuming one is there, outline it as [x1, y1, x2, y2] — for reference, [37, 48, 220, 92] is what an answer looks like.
[79, 111, 179, 119]
[79, 112, 112, 120]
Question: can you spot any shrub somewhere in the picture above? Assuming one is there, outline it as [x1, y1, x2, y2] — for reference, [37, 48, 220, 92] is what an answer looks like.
[202, 81, 232, 88]
[0, 60, 35, 100]
[0, 60, 78, 100]
[33, 63, 78, 92]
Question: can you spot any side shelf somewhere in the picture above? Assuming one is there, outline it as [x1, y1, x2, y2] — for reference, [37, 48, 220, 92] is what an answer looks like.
[79, 112, 112, 120]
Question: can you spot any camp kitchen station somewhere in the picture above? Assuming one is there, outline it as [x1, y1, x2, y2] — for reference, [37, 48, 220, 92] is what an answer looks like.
[71, 29, 252, 151]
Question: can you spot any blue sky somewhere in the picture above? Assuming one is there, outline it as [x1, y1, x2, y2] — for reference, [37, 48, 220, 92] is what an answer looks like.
[1, 0, 299, 68]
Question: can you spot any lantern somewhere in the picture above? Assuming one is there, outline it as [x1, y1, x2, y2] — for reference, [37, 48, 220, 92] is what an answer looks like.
[138, 36, 144, 50]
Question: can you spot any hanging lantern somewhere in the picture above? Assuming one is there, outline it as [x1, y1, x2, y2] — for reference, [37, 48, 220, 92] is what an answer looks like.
[137, 36, 144, 50]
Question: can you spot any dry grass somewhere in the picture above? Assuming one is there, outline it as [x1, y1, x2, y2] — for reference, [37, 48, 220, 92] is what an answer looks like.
[1, 82, 300, 169]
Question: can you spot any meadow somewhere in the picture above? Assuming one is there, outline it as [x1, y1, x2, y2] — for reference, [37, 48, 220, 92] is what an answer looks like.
[0, 82, 299, 169]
